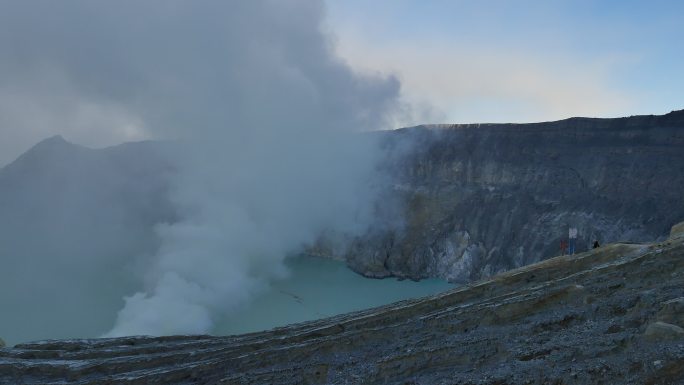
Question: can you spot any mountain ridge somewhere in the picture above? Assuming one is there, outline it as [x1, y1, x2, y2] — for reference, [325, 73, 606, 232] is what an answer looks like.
[1, 110, 683, 382]
[2, 109, 683, 286]
[414, 108, 684, 128]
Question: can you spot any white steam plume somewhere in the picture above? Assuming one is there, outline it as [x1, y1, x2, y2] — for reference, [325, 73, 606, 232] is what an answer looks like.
[0, 0, 402, 337]
[101, 1, 400, 336]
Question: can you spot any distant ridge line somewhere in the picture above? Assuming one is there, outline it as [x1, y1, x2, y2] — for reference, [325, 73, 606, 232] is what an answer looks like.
[399, 108, 684, 131]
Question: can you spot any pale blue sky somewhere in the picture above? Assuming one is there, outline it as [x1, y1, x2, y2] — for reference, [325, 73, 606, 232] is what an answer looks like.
[326, 0, 684, 123]
[0, 1, 682, 166]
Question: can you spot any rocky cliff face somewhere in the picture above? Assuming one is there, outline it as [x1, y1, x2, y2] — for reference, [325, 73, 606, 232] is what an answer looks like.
[343, 110, 684, 283]
[3, 111, 683, 290]
[2, 223, 683, 384]
[2, 111, 683, 288]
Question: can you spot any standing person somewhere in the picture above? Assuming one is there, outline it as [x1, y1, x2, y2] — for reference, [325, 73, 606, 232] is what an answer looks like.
[560, 239, 568, 255]
[593, 240, 600, 249]
[569, 227, 578, 254]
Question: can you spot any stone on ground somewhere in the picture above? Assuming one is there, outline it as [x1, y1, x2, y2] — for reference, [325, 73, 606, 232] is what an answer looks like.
[643, 321, 684, 341]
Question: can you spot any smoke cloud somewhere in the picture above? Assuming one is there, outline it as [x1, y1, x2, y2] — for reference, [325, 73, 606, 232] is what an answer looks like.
[0, 0, 401, 340]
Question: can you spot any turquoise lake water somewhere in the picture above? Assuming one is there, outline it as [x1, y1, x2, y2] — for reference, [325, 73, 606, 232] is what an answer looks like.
[213, 255, 454, 336]
[3, 256, 453, 346]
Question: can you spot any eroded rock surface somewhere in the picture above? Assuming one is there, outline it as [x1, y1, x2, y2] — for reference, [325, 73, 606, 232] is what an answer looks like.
[2, 224, 683, 384]
[342, 110, 684, 282]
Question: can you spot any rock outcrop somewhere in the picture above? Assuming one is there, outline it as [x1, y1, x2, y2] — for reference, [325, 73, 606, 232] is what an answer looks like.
[671, 221, 684, 239]
[343, 109, 684, 282]
[1, 222, 683, 384]
[644, 321, 684, 342]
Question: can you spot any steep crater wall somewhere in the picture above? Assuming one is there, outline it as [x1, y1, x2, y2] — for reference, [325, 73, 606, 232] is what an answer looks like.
[342, 110, 684, 282]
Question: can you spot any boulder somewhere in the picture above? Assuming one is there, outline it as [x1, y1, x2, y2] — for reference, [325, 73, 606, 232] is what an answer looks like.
[670, 221, 684, 239]
[643, 321, 684, 341]
[657, 297, 684, 326]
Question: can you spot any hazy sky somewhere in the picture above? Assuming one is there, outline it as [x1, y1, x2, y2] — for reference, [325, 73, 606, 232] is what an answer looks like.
[1, 0, 683, 166]
[327, 0, 684, 124]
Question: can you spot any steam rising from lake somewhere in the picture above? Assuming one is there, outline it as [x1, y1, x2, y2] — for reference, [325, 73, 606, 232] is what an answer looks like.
[0, 0, 405, 339]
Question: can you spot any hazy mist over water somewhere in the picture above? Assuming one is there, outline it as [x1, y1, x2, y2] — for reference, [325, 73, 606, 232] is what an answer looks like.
[213, 256, 453, 337]
[0, 0, 426, 343]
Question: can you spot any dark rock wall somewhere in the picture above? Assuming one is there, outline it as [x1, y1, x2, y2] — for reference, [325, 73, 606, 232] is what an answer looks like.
[3, 111, 683, 287]
[344, 110, 684, 282]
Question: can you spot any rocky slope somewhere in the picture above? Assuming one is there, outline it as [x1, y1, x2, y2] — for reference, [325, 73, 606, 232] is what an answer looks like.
[1, 222, 683, 384]
[343, 109, 684, 282]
